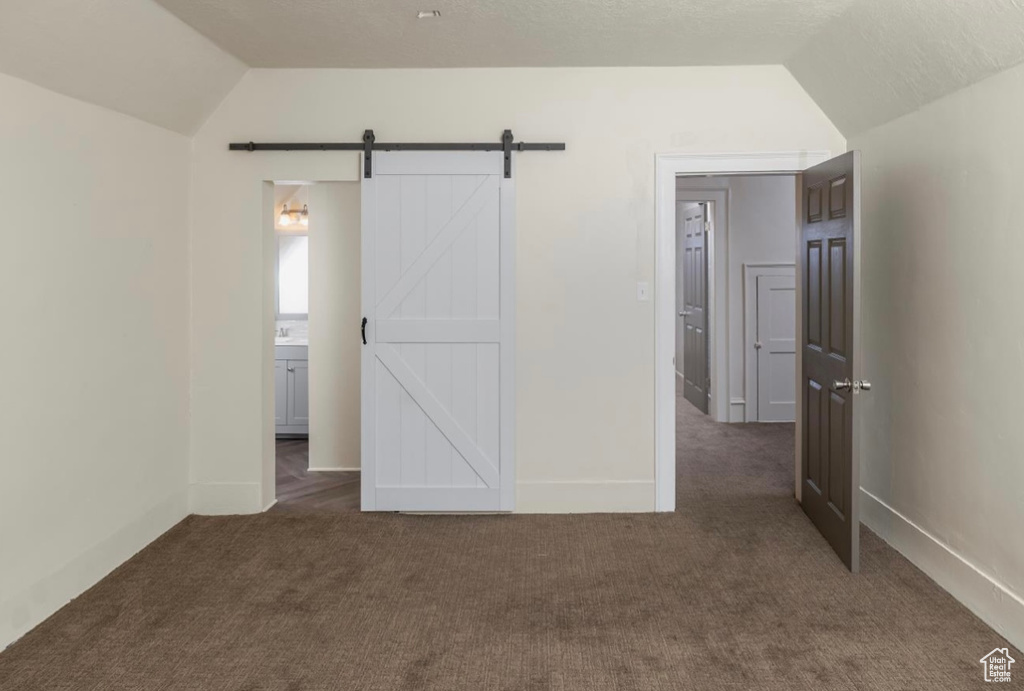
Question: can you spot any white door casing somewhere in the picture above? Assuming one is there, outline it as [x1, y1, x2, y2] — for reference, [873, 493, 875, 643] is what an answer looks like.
[756, 274, 796, 422]
[361, 151, 515, 512]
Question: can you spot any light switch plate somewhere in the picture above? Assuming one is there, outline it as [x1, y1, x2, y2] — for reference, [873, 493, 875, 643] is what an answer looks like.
[637, 282, 650, 301]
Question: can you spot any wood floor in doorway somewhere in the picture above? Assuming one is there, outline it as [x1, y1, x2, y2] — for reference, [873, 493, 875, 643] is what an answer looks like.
[274, 438, 360, 512]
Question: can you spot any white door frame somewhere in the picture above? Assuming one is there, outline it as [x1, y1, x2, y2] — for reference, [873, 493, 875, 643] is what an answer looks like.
[743, 262, 796, 422]
[360, 150, 516, 512]
[654, 151, 831, 512]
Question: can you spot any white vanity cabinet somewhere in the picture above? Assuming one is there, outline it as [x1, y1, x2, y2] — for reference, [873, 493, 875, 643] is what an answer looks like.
[275, 345, 308, 436]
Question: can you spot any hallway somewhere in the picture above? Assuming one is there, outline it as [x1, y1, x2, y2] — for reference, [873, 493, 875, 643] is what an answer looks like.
[675, 383, 795, 507]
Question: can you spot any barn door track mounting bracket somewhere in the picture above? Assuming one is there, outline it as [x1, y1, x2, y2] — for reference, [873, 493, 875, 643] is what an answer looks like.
[228, 129, 565, 179]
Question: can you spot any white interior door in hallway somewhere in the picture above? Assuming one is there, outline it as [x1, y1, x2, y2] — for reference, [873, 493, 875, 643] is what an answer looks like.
[755, 273, 796, 422]
[360, 151, 515, 512]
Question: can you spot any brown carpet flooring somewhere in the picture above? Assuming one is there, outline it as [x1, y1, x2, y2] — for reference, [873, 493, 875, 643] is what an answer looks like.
[0, 385, 1016, 690]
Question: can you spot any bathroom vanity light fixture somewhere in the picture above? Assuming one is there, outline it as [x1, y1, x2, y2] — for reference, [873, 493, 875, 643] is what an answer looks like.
[417, 10, 441, 18]
[280, 203, 309, 227]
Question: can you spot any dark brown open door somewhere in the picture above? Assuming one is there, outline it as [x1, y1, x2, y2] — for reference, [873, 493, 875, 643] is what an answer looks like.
[681, 203, 709, 414]
[800, 151, 865, 572]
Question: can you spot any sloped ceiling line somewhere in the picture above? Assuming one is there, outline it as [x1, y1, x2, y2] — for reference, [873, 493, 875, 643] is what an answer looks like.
[3, 0, 1024, 137]
[0, 0, 247, 135]
[784, 0, 1024, 136]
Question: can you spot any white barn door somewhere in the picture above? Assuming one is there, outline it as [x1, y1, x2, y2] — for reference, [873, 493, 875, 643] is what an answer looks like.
[361, 151, 515, 512]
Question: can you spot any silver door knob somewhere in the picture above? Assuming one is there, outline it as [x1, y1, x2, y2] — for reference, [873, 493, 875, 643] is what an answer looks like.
[834, 378, 871, 393]
[754, 341, 763, 350]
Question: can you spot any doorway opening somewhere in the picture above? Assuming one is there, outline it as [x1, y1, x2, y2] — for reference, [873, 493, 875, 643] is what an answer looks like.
[654, 152, 831, 513]
[268, 182, 362, 512]
[672, 174, 800, 524]
[656, 150, 865, 572]
[674, 175, 798, 424]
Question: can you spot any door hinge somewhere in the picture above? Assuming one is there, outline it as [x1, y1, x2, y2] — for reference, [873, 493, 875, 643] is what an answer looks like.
[704, 221, 710, 233]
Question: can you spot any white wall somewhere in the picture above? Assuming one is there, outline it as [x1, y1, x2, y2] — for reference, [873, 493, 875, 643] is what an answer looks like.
[0, 73, 190, 649]
[851, 61, 1024, 648]
[188, 66, 845, 513]
[676, 175, 797, 422]
[308, 183, 361, 471]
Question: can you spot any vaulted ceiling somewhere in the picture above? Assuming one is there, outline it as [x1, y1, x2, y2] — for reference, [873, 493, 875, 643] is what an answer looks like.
[0, 0, 245, 135]
[4, 0, 1024, 138]
[787, 0, 1024, 136]
[147, 0, 859, 69]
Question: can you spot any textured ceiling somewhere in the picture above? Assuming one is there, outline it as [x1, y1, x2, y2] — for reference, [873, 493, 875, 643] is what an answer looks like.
[147, 0, 1024, 136]
[787, 0, 1024, 135]
[0, 0, 246, 134]
[149, 0, 857, 68]
[4, 0, 1024, 138]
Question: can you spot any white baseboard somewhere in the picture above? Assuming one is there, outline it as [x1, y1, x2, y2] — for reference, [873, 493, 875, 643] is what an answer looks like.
[516, 480, 655, 513]
[0, 491, 187, 651]
[307, 467, 360, 473]
[189, 481, 263, 515]
[861, 488, 1024, 650]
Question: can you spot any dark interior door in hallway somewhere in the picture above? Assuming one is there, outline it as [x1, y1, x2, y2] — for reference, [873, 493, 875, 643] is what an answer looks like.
[680, 203, 708, 414]
[800, 151, 861, 572]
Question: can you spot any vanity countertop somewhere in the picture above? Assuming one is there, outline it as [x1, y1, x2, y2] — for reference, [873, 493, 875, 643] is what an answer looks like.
[275, 337, 308, 346]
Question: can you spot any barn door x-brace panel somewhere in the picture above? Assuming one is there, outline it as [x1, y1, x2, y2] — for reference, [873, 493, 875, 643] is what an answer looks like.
[229, 129, 565, 178]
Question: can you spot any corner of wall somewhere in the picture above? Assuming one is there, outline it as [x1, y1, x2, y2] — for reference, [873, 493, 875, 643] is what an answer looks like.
[779, 63, 851, 145]
[0, 491, 188, 651]
[186, 67, 251, 138]
[188, 482, 264, 515]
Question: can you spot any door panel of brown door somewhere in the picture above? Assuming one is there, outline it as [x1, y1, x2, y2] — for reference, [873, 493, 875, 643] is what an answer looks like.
[800, 151, 861, 572]
[682, 204, 708, 414]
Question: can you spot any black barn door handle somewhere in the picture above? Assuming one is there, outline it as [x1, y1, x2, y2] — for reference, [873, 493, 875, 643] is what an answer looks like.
[361, 317, 367, 344]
